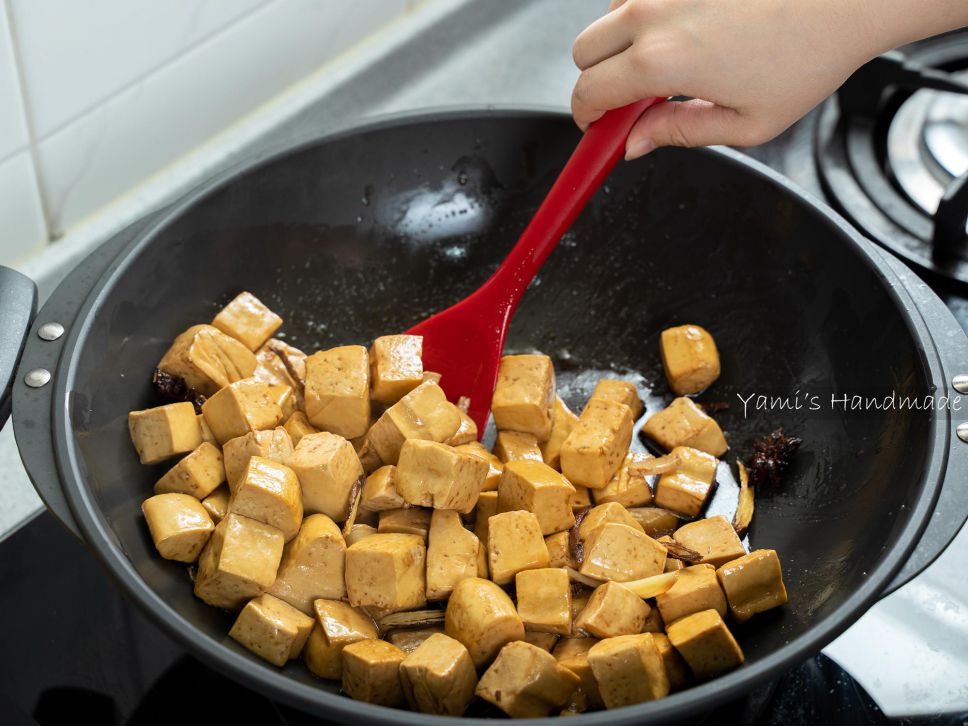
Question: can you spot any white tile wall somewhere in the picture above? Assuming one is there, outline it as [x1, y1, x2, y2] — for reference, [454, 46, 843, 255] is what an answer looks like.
[0, 2, 28, 159]
[0, 150, 47, 264]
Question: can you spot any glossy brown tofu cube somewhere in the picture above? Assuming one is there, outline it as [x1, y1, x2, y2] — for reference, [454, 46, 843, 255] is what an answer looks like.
[660, 324, 720, 396]
[197, 414, 216, 445]
[515, 567, 572, 635]
[268, 513, 346, 613]
[229, 456, 303, 541]
[642, 606, 665, 633]
[498, 460, 575, 535]
[660, 536, 687, 572]
[674, 515, 746, 567]
[553, 637, 604, 710]
[345, 533, 426, 611]
[525, 631, 560, 652]
[454, 441, 503, 492]
[303, 346, 371, 439]
[493, 430, 543, 463]
[400, 633, 478, 716]
[560, 398, 634, 489]
[303, 599, 378, 679]
[590, 379, 643, 419]
[628, 506, 681, 537]
[154, 442, 225, 499]
[344, 523, 378, 546]
[491, 354, 556, 441]
[395, 439, 487, 513]
[655, 564, 726, 624]
[142, 493, 214, 563]
[593, 451, 654, 508]
[716, 549, 788, 622]
[229, 593, 313, 666]
[212, 291, 283, 351]
[360, 464, 405, 511]
[446, 409, 478, 446]
[378, 507, 432, 539]
[487, 510, 550, 585]
[473, 490, 499, 546]
[571, 485, 592, 510]
[666, 608, 744, 679]
[128, 402, 202, 465]
[545, 530, 576, 569]
[366, 381, 461, 465]
[588, 633, 670, 707]
[654, 446, 718, 517]
[223, 427, 293, 491]
[253, 341, 305, 407]
[653, 632, 689, 690]
[476, 641, 580, 718]
[575, 581, 652, 638]
[268, 383, 296, 420]
[288, 432, 363, 522]
[540, 396, 579, 470]
[641, 397, 727, 456]
[387, 627, 445, 654]
[580, 523, 666, 582]
[341, 639, 407, 707]
[283, 410, 317, 446]
[157, 324, 257, 396]
[445, 577, 524, 668]
[577, 502, 645, 541]
[201, 486, 230, 523]
[201, 378, 284, 445]
[369, 334, 423, 405]
[426, 510, 484, 600]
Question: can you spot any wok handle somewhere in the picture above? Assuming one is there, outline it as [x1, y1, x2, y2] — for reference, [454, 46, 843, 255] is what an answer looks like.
[0, 266, 37, 429]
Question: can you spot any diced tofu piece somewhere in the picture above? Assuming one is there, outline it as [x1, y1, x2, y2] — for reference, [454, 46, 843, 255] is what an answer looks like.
[540, 396, 579, 470]
[660, 324, 720, 396]
[655, 564, 726, 624]
[369, 334, 423, 405]
[128, 402, 202, 465]
[666, 609, 744, 679]
[653, 632, 689, 690]
[360, 465, 405, 511]
[487, 510, 550, 585]
[229, 593, 313, 666]
[304, 345, 371, 439]
[628, 507, 681, 537]
[593, 451, 654, 508]
[288, 432, 363, 522]
[395, 440, 487, 513]
[560, 399, 634, 489]
[493, 430, 543, 463]
[572, 486, 592, 510]
[268, 514, 346, 613]
[473, 490, 499, 546]
[590, 379, 643, 419]
[426, 510, 484, 600]
[498, 460, 575, 535]
[341, 639, 407, 707]
[197, 414, 216, 445]
[367, 382, 461, 465]
[553, 637, 604, 710]
[642, 607, 665, 633]
[228, 456, 303, 541]
[571, 590, 592, 621]
[476, 641, 580, 718]
[580, 523, 666, 582]
[577, 502, 644, 541]
[454, 442, 503, 491]
[303, 599, 378, 679]
[223, 427, 293, 491]
[345, 533, 426, 612]
[654, 446, 718, 517]
[154, 442, 225, 499]
[545, 530, 576, 569]
[641, 397, 727, 456]
[400, 633, 478, 716]
[516, 568, 572, 635]
[283, 411, 317, 446]
[345, 523, 378, 546]
[716, 549, 788, 622]
[142, 493, 214, 562]
[525, 631, 560, 652]
[587, 633, 670, 707]
[211, 292, 283, 352]
[422, 371, 442, 384]
[254, 341, 306, 409]
[444, 577, 525, 668]
[446, 409, 478, 446]
[201, 486, 230, 523]
[193, 513, 284, 610]
[157, 324, 257, 396]
[387, 627, 445, 654]
[491, 354, 555, 441]
[674, 515, 746, 567]
[378, 508, 432, 539]
[269, 383, 296, 419]
[575, 581, 652, 638]
[660, 536, 686, 572]
[201, 379, 284, 445]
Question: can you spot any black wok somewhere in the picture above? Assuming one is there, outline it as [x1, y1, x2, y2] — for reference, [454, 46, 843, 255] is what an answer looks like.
[2, 109, 967, 725]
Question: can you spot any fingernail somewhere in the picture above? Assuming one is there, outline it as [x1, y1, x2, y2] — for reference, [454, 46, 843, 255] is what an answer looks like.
[625, 138, 656, 160]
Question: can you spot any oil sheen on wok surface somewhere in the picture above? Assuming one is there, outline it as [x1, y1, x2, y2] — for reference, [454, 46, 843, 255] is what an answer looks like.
[69, 116, 930, 698]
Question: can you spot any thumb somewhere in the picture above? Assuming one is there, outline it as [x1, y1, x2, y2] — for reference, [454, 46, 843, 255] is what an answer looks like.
[625, 99, 750, 159]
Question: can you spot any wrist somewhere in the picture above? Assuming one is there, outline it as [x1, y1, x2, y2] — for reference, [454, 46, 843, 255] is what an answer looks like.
[866, 0, 968, 54]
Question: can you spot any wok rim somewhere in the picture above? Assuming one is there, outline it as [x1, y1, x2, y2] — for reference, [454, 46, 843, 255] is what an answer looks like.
[51, 106, 948, 725]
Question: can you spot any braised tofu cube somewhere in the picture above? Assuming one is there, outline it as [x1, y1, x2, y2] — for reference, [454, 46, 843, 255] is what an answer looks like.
[476, 641, 580, 717]
[395, 439, 487, 513]
[587, 633, 670, 707]
[128, 402, 202, 465]
[654, 446, 718, 517]
[575, 581, 652, 638]
[157, 324, 257, 396]
[628, 506, 681, 537]
[387, 626, 445, 654]
[283, 411, 317, 446]
[341, 639, 407, 707]
[572, 486, 592, 510]
[201, 486, 230, 523]
[525, 631, 560, 652]
[580, 523, 666, 582]
[268, 383, 296, 420]
[553, 637, 604, 710]
[367, 382, 461, 465]
[142, 493, 214, 562]
[212, 292, 282, 351]
[472, 490, 499, 546]
[493, 430, 543, 463]
[660, 536, 686, 572]
[653, 632, 689, 690]
[444, 577, 524, 668]
[426, 510, 484, 600]
[716, 549, 788, 622]
[540, 396, 579, 470]
[254, 341, 306, 407]
[590, 379, 643, 419]
[454, 442, 503, 491]
[268, 513, 346, 612]
[560, 398, 634, 489]
[303, 346, 370, 439]
[202, 379, 284, 445]
[345, 523, 378, 546]
[487, 510, 550, 585]
[400, 633, 478, 716]
[368, 334, 423, 405]
[674, 515, 746, 567]
[304, 599, 378, 679]
[197, 414, 216, 445]
[446, 409, 478, 446]
[345, 533, 426, 611]
[378, 507, 432, 539]
[491, 354, 555, 441]
[593, 451, 654, 508]
[577, 502, 645, 541]
[516, 568, 572, 635]
[641, 397, 727, 456]
[642, 607, 665, 633]
[655, 564, 726, 623]
[498, 460, 575, 535]
[660, 324, 720, 396]
[228, 456, 303, 541]
[154, 442, 225, 499]
[666, 608, 744, 679]
[360, 465, 405, 511]
[194, 513, 284, 610]
[545, 530, 576, 569]
[229, 593, 313, 667]
[223, 427, 293, 491]
[288, 432, 363, 522]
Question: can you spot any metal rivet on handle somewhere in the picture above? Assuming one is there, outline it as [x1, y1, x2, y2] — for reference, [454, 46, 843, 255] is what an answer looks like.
[37, 322, 64, 341]
[24, 368, 51, 388]
[953, 374, 968, 394]
[958, 422, 968, 444]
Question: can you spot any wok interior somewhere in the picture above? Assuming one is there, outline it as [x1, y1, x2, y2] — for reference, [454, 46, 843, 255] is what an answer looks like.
[69, 113, 931, 706]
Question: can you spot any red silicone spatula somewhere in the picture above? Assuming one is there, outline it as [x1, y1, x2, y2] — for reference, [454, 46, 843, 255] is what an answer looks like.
[407, 98, 665, 434]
